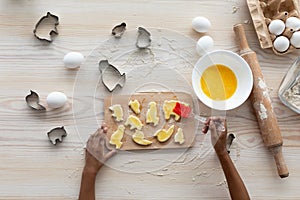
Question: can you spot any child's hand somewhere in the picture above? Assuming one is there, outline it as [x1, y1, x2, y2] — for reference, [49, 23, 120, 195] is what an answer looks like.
[202, 117, 227, 156]
[85, 124, 117, 174]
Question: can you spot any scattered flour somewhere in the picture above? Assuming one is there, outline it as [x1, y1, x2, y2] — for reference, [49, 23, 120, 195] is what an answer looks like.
[258, 78, 267, 90]
[232, 6, 239, 13]
[258, 103, 268, 120]
[258, 78, 271, 102]
[283, 79, 300, 110]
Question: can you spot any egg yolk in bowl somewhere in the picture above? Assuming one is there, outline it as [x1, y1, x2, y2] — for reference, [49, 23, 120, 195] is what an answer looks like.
[200, 64, 237, 101]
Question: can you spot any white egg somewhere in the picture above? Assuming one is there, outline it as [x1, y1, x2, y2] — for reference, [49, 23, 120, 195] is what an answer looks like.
[291, 31, 300, 48]
[63, 52, 84, 69]
[192, 16, 211, 33]
[268, 19, 285, 35]
[285, 17, 300, 31]
[273, 36, 290, 52]
[196, 35, 214, 55]
[46, 92, 67, 109]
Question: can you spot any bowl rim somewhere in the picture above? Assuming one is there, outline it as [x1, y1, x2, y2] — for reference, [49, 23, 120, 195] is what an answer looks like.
[192, 49, 253, 110]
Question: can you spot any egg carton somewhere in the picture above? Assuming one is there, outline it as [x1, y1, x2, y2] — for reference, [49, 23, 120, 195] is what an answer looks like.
[247, 0, 300, 55]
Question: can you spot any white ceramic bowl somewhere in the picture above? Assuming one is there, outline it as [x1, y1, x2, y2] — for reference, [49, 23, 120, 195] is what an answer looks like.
[192, 50, 253, 110]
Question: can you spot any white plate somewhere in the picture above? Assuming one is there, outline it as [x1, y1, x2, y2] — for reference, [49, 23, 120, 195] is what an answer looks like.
[192, 50, 253, 110]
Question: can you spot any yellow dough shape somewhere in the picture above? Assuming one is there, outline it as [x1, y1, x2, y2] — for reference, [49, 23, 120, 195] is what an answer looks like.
[109, 104, 123, 122]
[154, 125, 175, 142]
[174, 128, 185, 144]
[129, 99, 141, 114]
[109, 125, 125, 149]
[132, 130, 152, 146]
[162, 100, 187, 121]
[146, 101, 159, 126]
[125, 115, 143, 130]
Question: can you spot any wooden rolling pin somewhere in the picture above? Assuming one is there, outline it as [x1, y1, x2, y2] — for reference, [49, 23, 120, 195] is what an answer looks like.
[233, 24, 289, 178]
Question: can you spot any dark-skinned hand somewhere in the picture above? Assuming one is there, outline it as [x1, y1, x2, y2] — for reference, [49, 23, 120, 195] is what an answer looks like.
[85, 124, 117, 174]
[202, 116, 227, 156]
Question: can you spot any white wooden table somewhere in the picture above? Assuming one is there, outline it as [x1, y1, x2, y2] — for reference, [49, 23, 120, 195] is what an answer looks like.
[1, 0, 300, 199]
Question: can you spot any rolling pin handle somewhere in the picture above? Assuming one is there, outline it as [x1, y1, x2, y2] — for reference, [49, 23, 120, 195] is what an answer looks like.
[233, 24, 251, 53]
[270, 146, 289, 178]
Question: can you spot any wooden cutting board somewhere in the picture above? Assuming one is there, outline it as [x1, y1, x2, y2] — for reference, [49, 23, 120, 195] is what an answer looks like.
[104, 92, 196, 150]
